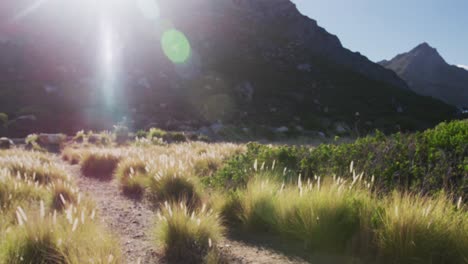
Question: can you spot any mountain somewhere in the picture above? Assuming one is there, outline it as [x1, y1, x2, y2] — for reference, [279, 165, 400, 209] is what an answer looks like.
[380, 43, 468, 108]
[0, 0, 456, 136]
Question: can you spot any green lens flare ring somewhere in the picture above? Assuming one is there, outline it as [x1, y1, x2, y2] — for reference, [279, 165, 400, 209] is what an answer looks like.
[161, 29, 191, 63]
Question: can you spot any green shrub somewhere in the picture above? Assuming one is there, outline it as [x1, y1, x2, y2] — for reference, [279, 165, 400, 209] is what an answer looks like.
[135, 130, 148, 138]
[25, 134, 45, 152]
[165, 132, 187, 143]
[148, 128, 167, 140]
[73, 130, 86, 143]
[213, 120, 468, 195]
[154, 202, 225, 264]
[0, 113, 8, 127]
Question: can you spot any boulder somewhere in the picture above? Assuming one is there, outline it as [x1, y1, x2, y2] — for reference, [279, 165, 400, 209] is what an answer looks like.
[0, 137, 14, 149]
[274, 126, 289, 133]
[210, 122, 224, 134]
[334, 122, 350, 134]
[38, 134, 67, 145]
[235, 81, 254, 102]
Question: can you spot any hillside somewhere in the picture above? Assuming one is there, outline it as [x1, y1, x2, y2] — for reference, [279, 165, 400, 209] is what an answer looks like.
[0, 0, 456, 137]
[380, 43, 468, 108]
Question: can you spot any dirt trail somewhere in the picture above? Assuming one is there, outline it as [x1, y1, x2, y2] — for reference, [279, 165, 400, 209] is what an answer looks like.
[64, 162, 308, 264]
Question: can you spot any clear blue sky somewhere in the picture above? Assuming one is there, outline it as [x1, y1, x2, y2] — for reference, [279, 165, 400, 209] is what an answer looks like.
[291, 0, 468, 66]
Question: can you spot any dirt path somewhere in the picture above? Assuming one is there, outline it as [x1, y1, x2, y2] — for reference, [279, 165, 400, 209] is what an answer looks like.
[63, 162, 309, 264]
[67, 164, 161, 263]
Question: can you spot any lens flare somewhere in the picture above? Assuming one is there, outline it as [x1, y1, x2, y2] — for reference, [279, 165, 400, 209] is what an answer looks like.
[161, 29, 191, 64]
[136, 0, 160, 20]
[100, 19, 116, 108]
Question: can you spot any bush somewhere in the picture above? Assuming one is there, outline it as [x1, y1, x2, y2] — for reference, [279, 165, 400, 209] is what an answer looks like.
[148, 174, 202, 209]
[148, 128, 167, 140]
[73, 130, 86, 143]
[25, 134, 45, 152]
[0, 113, 8, 127]
[3, 159, 68, 185]
[154, 202, 225, 264]
[121, 174, 148, 199]
[115, 158, 148, 198]
[165, 132, 187, 143]
[113, 125, 129, 145]
[50, 181, 78, 211]
[213, 120, 468, 195]
[135, 130, 148, 138]
[80, 152, 121, 179]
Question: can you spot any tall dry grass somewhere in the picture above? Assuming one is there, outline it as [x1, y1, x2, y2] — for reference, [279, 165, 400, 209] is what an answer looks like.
[0, 149, 121, 263]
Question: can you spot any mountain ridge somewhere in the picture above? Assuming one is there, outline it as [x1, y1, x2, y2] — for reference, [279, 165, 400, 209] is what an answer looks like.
[380, 42, 468, 108]
[0, 0, 456, 136]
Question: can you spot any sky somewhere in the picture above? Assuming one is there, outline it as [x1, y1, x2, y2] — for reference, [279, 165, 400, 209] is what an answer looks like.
[291, 0, 468, 67]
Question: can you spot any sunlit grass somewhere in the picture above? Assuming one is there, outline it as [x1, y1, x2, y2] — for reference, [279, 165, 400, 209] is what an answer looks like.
[154, 202, 225, 263]
[213, 169, 468, 263]
[0, 150, 121, 263]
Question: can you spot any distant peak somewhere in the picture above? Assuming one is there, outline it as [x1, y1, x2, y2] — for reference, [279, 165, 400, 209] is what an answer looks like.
[406, 42, 446, 64]
[412, 42, 437, 53]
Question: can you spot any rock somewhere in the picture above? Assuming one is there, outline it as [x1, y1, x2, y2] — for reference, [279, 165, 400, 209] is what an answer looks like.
[0, 137, 14, 149]
[38, 134, 66, 145]
[334, 122, 350, 134]
[318, 131, 326, 138]
[137, 77, 151, 89]
[297, 63, 312, 72]
[236, 81, 254, 102]
[210, 122, 224, 134]
[274, 126, 289, 133]
[15, 115, 37, 122]
[44, 84, 58, 93]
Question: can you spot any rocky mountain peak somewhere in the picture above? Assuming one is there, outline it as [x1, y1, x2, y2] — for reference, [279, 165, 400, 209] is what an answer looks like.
[408, 42, 446, 65]
[380, 43, 468, 107]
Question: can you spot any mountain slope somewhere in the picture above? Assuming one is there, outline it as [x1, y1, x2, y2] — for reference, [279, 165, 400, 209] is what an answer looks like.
[0, 0, 456, 136]
[380, 43, 468, 107]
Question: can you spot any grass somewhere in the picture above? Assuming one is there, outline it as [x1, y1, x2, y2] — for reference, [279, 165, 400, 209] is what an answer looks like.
[80, 152, 121, 179]
[0, 149, 121, 264]
[1, 151, 69, 184]
[52, 125, 467, 263]
[148, 173, 202, 209]
[154, 202, 225, 264]
[1, 208, 121, 264]
[213, 171, 468, 263]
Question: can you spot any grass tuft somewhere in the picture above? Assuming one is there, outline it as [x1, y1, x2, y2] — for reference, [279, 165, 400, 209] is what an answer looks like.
[80, 152, 121, 180]
[154, 202, 225, 264]
[148, 174, 202, 209]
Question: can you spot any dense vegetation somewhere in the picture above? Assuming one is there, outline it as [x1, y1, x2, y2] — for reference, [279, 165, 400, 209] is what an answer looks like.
[1, 120, 466, 263]
[211, 120, 468, 196]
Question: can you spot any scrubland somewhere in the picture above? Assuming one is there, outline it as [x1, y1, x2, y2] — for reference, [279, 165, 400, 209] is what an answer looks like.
[1, 120, 467, 263]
